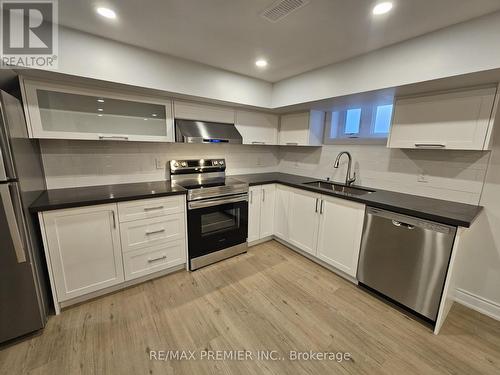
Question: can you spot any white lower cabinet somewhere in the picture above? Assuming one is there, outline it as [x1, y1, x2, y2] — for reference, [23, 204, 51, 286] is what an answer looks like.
[40, 195, 187, 309]
[248, 186, 262, 242]
[119, 213, 185, 253]
[316, 195, 366, 277]
[247, 184, 276, 243]
[123, 240, 186, 281]
[117, 195, 185, 222]
[42, 204, 124, 301]
[274, 185, 290, 241]
[259, 184, 276, 238]
[287, 188, 321, 255]
[261, 183, 366, 281]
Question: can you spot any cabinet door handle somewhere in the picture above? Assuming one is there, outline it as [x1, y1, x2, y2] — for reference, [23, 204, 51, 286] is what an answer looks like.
[262, 189, 266, 202]
[144, 206, 164, 211]
[148, 255, 167, 263]
[111, 211, 116, 228]
[250, 190, 253, 204]
[414, 143, 446, 148]
[252, 141, 266, 144]
[99, 135, 129, 141]
[146, 228, 165, 235]
[285, 142, 298, 145]
[320, 199, 324, 214]
[315, 198, 319, 213]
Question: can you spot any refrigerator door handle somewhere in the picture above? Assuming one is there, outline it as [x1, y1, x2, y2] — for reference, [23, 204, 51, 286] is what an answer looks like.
[0, 184, 26, 263]
[0, 147, 7, 181]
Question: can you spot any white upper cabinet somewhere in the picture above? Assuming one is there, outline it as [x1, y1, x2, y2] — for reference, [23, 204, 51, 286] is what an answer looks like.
[388, 86, 499, 150]
[173, 101, 235, 124]
[235, 110, 279, 145]
[279, 110, 325, 146]
[316, 196, 365, 278]
[21, 78, 174, 142]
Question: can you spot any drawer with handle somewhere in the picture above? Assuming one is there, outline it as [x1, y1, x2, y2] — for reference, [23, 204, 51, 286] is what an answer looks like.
[123, 240, 186, 281]
[119, 213, 185, 252]
[118, 195, 184, 222]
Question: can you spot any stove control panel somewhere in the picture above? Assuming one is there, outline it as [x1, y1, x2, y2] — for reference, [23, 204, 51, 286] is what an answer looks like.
[169, 159, 226, 174]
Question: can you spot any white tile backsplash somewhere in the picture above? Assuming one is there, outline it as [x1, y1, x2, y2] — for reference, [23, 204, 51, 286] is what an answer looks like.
[40, 140, 489, 204]
[278, 145, 490, 204]
[40, 140, 280, 189]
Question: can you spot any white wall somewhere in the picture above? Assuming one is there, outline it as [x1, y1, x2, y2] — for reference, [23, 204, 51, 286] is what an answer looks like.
[52, 27, 273, 108]
[40, 140, 279, 189]
[454, 124, 500, 319]
[272, 11, 500, 107]
[278, 145, 489, 205]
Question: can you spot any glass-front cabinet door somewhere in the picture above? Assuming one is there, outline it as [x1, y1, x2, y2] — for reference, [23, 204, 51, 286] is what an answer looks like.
[21, 79, 174, 142]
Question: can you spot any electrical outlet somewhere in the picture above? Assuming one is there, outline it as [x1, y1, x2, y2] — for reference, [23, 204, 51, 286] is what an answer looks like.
[155, 158, 164, 170]
[417, 174, 428, 183]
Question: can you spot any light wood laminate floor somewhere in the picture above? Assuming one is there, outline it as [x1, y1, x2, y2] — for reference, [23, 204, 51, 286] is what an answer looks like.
[1, 240, 499, 374]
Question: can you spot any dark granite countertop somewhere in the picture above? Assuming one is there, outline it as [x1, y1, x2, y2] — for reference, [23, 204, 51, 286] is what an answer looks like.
[30, 173, 482, 227]
[29, 181, 187, 213]
[231, 173, 482, 228]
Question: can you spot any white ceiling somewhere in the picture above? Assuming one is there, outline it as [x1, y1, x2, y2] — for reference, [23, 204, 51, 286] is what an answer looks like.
[60, 0, 500, 82]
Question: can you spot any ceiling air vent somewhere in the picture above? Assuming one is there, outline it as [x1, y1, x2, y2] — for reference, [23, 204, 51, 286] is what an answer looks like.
[260, 0, 310, 22]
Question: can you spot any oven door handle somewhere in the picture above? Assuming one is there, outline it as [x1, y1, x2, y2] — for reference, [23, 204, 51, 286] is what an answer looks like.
[188, 193, 248, 210]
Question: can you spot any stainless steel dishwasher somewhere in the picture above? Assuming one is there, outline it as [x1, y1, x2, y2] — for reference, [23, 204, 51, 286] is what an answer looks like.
[357, 207, 457, 322]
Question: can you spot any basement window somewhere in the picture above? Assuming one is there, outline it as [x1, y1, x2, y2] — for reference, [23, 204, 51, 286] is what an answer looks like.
[325, 103, 393, 144]
[344, 108, 362, 135]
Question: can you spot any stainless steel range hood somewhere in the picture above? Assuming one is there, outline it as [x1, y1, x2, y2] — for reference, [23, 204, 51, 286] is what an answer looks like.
[175, 119, 243, 144]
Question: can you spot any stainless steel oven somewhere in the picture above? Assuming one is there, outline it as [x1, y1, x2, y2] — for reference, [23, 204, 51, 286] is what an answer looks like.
[169, 159, 249, 270]
[187, 193, 248, 269]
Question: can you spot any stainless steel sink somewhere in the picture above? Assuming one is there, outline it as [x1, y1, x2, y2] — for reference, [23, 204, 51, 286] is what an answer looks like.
[303, 181, 374, 196]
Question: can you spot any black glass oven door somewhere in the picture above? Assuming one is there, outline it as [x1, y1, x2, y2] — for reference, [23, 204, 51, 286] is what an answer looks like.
[187, 198, 248, 259]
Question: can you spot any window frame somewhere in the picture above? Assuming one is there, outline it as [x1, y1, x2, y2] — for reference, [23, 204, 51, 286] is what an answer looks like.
[324, 102, 393, 145]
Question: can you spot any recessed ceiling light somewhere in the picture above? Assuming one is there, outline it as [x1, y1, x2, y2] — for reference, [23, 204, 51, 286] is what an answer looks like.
[97, 114, 103, 117]
[96, 7, 117, 19]
[372, 2, 393, 15]
[97, 98, 104, 103]
[97, 108, 103, 111]
[151, 113, 158, 117]
[255, 59, 268, 68]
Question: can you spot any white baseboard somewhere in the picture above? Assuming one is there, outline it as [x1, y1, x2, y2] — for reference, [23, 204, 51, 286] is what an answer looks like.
[454, 288, 500, 321]
[248, 236, 273, 247]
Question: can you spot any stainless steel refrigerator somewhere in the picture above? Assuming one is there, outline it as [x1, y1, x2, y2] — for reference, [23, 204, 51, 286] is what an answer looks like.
[0, 89, 49, 343]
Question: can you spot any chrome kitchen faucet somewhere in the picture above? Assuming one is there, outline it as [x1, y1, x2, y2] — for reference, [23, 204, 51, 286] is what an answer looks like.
[334, 151, 356, 186]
